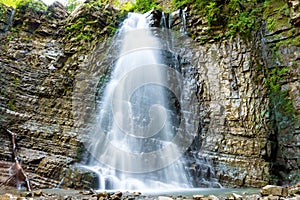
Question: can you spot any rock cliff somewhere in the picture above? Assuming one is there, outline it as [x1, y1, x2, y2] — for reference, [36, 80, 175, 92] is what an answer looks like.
[0, 0, 119, 189]
[0, 0, 299, 189]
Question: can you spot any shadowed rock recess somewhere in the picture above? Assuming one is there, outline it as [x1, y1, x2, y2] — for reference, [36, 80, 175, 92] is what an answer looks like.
[0, 0, 299, 189]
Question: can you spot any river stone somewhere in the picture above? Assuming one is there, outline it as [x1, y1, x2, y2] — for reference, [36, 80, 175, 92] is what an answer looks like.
[232, 193, 243, 200]
[208, 195, 220, 200]
[260, 185, 288, 197]
[0, 194, 16, 200]
[16, 197, 26, 200]
[158, 196, 174, 200]
[193, 194, 204, 200]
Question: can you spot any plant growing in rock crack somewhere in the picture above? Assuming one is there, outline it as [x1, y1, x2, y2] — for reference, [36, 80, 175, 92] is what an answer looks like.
[267, 67, 295, 119]
[170, 0, 291, 41]
[263, 0, 290, 33]
[16, 0, 47, 13]
[66, 0, 82, 13]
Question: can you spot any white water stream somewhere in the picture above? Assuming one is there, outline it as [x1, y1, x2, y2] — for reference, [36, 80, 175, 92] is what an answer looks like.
[86, 12, 198, 190]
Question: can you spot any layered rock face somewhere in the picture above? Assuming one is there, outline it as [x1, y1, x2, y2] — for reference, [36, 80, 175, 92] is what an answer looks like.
[188, 37, 272, 187]
[180, 1, 300, 186]
[0, 1, 118, 189]
[0, 0, 299, 189]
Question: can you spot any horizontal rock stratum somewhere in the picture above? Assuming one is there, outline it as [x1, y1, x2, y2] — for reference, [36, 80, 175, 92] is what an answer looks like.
[0, 0, 299, 189]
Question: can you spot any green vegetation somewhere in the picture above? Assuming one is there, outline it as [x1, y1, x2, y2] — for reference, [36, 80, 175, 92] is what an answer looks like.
[0, 5, 3, 19]
[260, 0, 299, 98]
[8, 99, 15, 110]
[86, 0, 103, 9]
[226, 8, 259, 38]
[263, 0, 290, 32]
[112, 0, 133, 13]
[65, 17, 93, 42]
[261, 0, 299, 50]
[266, 65, 296, 184]
[267, 66, 295, 119]
[111, 0, 160, 15]
[132, 0, 159, 13]
[65, 0, 123, 42]
[171, 0, 262, 39]
[204, 2, 221, 26]
[76, 145, 85, 160]
[66, 0, 82, 13]
[104, 0, 292, 40]
[7, 77, 20, 111]
[0, 0, 47, 11]
[0, 0, 22, 8]
[17, 0, 47, 11]
[65, 17, 86, 32]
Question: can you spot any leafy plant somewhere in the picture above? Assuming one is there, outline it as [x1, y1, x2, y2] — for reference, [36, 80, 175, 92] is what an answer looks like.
[267, 66, 295, 116]
[0, 0, 22, 8]
[8, 98, 15, 110]
[18, 0, 47, 11]
[263, 0, 290, 32]
[65, 17, 86, 32]
[65, 17, 95, 42]
[205, 2, 221, 26]
[226, 9, 259, 38]
[113, 0, 134, 12]
[171, 0, 261, 39]
[66, 0, 82, 13]
[132, 0, 158, 13]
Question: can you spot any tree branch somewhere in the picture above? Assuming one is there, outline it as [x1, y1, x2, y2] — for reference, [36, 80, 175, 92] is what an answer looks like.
[0, 127, 32, 191]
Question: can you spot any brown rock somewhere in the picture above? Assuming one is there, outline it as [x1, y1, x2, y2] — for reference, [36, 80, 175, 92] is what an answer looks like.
[92, 192, 110, 199]
[114, 191, 123, 198]
[260, 185, 288, 197]
[0, 194, 15, 200]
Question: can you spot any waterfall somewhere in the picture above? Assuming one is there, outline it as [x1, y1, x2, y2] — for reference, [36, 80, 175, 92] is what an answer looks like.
[85, 12, 218, 190]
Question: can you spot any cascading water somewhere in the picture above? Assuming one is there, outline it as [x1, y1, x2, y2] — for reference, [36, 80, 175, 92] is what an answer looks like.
[85, 12, 219, 190]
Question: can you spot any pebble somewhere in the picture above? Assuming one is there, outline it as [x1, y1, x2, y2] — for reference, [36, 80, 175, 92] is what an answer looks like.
[193, 194, 204, 200]
[208, 195, 219, 200]
[158, 196, 174, 200]
[114, 191, 123, 197]
[232, 193, 243, 200]
[16, 197, 26, 200]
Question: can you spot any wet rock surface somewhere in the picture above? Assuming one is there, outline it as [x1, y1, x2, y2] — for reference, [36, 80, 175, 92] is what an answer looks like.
[167, 2, 300, 187]
[0, 0, 118, 189]
[0, 3, 14, 33]
[0, 0, 299, 189]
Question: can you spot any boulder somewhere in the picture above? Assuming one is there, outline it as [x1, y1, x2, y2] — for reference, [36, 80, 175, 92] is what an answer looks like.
[260, 185, 288, 197]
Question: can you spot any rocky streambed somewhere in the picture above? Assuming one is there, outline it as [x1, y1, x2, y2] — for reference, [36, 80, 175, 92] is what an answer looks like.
[0, 184, 300, 200]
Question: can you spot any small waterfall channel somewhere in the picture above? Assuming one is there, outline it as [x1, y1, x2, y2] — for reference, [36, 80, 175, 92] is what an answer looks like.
[84, 12, 220, 190]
